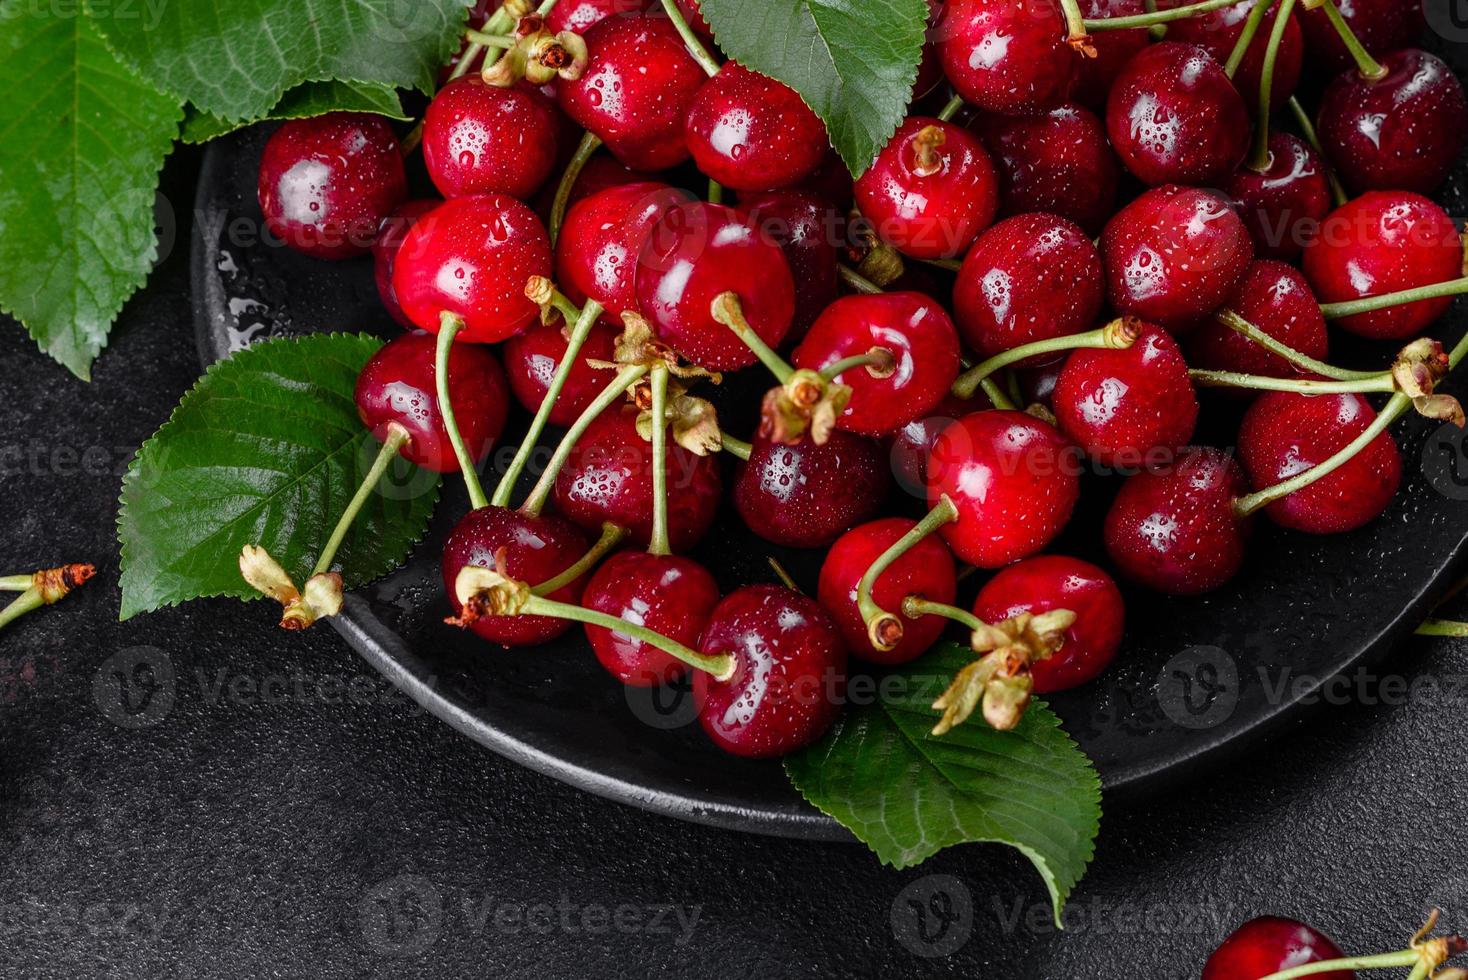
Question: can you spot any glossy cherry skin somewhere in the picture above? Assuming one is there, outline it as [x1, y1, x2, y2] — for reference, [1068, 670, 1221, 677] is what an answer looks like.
[1106, 42, 1251, 187]
[1053, 324, 1199, 469]
[693, 585, 848, 759]
[1223, 133, 1332, 262]
[1102, 185, 1255, 334]
[884, 392, 980, 499]
[1103, 447, 1252, 595]
[1238, 392, 1402, 534]
[685, 64, 828, 192]
[442, 507, 591, 646]
[1162, 0, 1302, 114]
[546, 0, 651, 34]
[798, 150, 857, 212]
[552, 406, 723, 552]
[974, 104, 1121, 237]
[372, 199, 440, 328]
[818, 518, 958, 665]
[742, 190, 840, 341]
[557, 181, 690, 324]
[257, 112, 407, 260]
[582, 551, 721, 686]
[635, 201, 795, 370]
[792, 292, 961, 436]
[1318, 48, 1468, 196]
[1074, 0, 1149, 110]
[355, 331, 509, 473]
[557, 12, 706, 171]
[392, 193, 552, 342]
[1300, 0, 1425, 75]
[734, 431, 891, 549]
[501, 317, 621, 426]
[973, 556, 1125, 692]
[954, 213, 1105, 360]
[1302, 192, 1463, 340]
[937, 0, 1078, 115]
[422, 77, 561, 200]
[1203, 917, 1353, 980]
[854, 117, 998, 260]
[1187, 260, 1329, 381]
[927, 411, 1080, 568]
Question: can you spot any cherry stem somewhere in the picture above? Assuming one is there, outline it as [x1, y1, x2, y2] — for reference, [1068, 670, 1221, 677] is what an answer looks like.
[856, 495, 959, 652]
[659, 0, 720, 77]
[1320, 277, 1468, 320]
[1085, 0, 1250, 31]
[1057, 0, 1092, 48]
[523, 591, 736, 678]
[1248, 0, 1299, 172]
[532, 521, 627, 595]
[936, 94, 965, 123]
[1144, 0, 1168, 39]
[1215, 309, 1380, 382]
[464, 29, 517, 48]
[981, 377, 1017, 411]
[820, 349, 895, 382]
[0, 564, 95, 634]
[312, 424, 412, 578]
[919, 257, 963, 273]
[952, 319, 1140, 400]
[1257, 950, 1420, 979]
[1223, 0, 1274, 77]
[0, 589, 46, 632]
[767, 557, 800, 591]
[720, 433, 752, 460]
[490, 297, 605, 508]
[710, 292, 794, 384]
[550, 131, 604, 245]
[648, 363, 672, 556]
[520, 363, 649, 516]
[436, 314, 490, 510]
[1189, 368, 1395, 394]
[707, 178, 724, 205]
[0, 575, 33, 591]
[1286, 96, 1350, 206]
[837, 265, 884, 295]
[1418, 618, 1468, 638]
[901, 596, 985, 633]
[1312, 0, 1386, 80]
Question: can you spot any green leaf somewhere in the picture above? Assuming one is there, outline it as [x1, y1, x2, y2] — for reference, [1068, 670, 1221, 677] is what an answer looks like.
[85, 0, 471, 124]
[698, 0, 928, 176]
[0, 3, 182, 379]
[181, 79, 409, 144]
[784, 643, 1101, 924]
[117, 334, 441, 620]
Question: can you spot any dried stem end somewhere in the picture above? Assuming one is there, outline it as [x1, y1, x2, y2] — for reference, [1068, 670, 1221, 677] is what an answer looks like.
[911, 125, 947, 178]
[930, 609, 1077, 734]
[447, 563, 531, 629]
[1394, 338, 1465, 425]
[759, 369, 852, 446]
[33, 564, 96, 605]
[238, 545, 342, 630]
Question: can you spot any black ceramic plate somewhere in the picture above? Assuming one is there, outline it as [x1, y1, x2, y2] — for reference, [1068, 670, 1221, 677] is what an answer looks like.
[193, 73, 1468, 839]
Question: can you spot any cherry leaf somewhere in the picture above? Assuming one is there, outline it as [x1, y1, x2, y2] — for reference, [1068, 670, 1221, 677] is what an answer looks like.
[181, 80, 409, 145]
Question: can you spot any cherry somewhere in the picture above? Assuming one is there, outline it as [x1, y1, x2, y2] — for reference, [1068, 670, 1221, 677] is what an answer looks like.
[355, 331, 510, 473]
[1073, 0, 1149, 111]
[1053, 322, 1199, 468]
[557, 181, 690, 324]
[797, 150, 857, 212]
[392, 193, 553, 342]
[582, 550, 721, 685]
[734, 430, 891, 548]
[884, 392, 980, 498]
[501, 317, 621, 425]
[1317, 48, 1468, 196]
[1187, 260, 1329, 382]
[973, 104, 1121, 237]
[1101, 184, 1255, 334]
[693, 585, 848, 758]
[1103, 447, 1252, 595]
[742, 190, 840, 341]
[685, 63, 829, 192]
[551, 405, 723, 552]
[1238, 391, 1402, 534]
[1302, 191, 1463, 341]
[1105, 42, 1251, 187]
[257, 112, 407, 260]
[372, 199, 440, 328]
[1203, 917, 1353, 980]
[557, 12, 707, 171]
[546, 0, 651, 34]
[673, 0, 713, 38]
[972, 555, 1125, 692]
[854, 116, 998, 260]
[421, 77, 561, 201]
[1223, 132, 1332, 262]
[559, 156, 656, 214]
[913, 0, 947, 100]
[442, 506, 591, 646]
[1299, 0, 1425, 76]
[791, 292, 961, 436]
[1162, 0, 1303, 114]
[927, 411, 1080, 568]
[635, 201, 795, 370]
[937, 0, 1078, 115]
[954, 212, 1105, 361]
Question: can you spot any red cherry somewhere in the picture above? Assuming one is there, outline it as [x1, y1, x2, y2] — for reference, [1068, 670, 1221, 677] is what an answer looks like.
[937, 0, 1078, 115]
[552, 406, 723, 552]
[582, 551, 721, 686]
[796, 150, 857, 212]
[1317, 49, 1468, 196]
[954, 212, 1105, 360]
[792, 292, 961, 436]
[1204, 917, 1353, 980]
[1102, 185, 1254, 334]
[734, 431, 891, 548]
[1187, 260, 1329, 382]
[1074, 0, 1150, 110]
[913, 0, 948, 100]
[973, 104, 1122, 237]
[742, 190, 841, 342]
[1300, 0, 1425, 75]
[685, 63, 828, 192]
[635, 201, 795, 370]
[1162, 0, 1302, 113]
[257, 112, 407, 260]
[673, 0, 713, 37]
[422, 77, 561, 200]
[1053, 323, 1199, 468]
[557, 12, 706, 171]
[556, 181, 690, 324]
[1238, 392, 1402, 534]
[1302, 191, 1463, 341]
[355, 331, 509, 473]
[854, 117, 998, 260]
[501, 317, 621, 425]
[392, 194, 552, 342]
[546, 0, 651, 34]
[1106, 42, 1251, 187]
[693, 585, 847, 758]
[442, 507, 591, 646]
[884, 392, 978, 499]
[926, 411, 1080, 568]
[1103, 447, 1252, 595]
[972, 555, 1125, 692]
[1223, 133, 1333, 262]
[372, 199, 440, 328]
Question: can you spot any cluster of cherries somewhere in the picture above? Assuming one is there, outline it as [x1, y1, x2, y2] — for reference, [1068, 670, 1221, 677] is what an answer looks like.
[248, 0, 1468, 764]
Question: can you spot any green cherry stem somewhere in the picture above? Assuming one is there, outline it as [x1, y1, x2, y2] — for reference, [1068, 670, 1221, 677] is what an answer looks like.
[1144, 0, 1168, 39]
[720, 433, 752, 460]
[1224, 0, 1275, 76]
[528, 594, 736, 677]
[1214, 309, 1381, 381]
[464, 29, 517, 48]
[1320, 277, 1468, 320]
[952, 318, 1141, 400]
[1189, 368, 1396, 395]
[436, 314, 490, 510]
[1286, 96, 1349, 206]
[532, 521, 627, 595]
[1248, 0, 1299, 172]
[0, 564, 95, 634]
[648, 363, 673, 557]
[707, 178, 724, 205]
[520, 363, 649, 516]
[857, 495, 959, 651]
[0, 575, 33, 591]
[1418, 618, 1468, 638]
[1057, 0, 1093, 49]
[1257, 951, 1422, 980]
[901, 596, 985, 632]
[0, 591, 45, 632]
[820, 349, 896, 382]
[980, 377, 1017, 411]
[659, 0, 721, 76]
[1312, 0, 1387, 80]
[936, 94, 966, 122]
[1085, 0, 1250, 31]
[919, 257, 964, 273]
[837, 264, 884, 295]
[549, 131, 604, 245]
[710, 293, 794, 384]
[313, 424, 413, 578]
